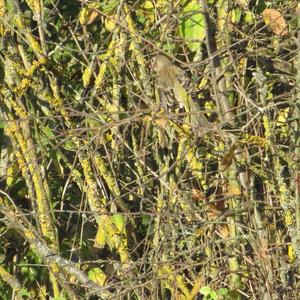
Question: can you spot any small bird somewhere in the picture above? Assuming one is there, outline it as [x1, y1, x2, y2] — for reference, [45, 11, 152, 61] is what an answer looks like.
[151, 54, 208, 128]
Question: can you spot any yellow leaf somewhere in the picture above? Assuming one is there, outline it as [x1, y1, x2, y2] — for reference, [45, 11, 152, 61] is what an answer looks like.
[105, 16, 117, 32]
[203, 101, 214, 117]
[88, 268, 107, 286]
[287, 244, 295, 263]
[79, 7, 89, 25]
[94, 226, 106, 249]
[244, 11, 255, 24]
[105, 131, 113, 142]
[82, 64, 93, 88]
[79, 2, 100, 25]
[136, 0, 155, 23]
[285, 211, 293, 226]
[6, 164, 15, 187]
[226, 184, 241, 197]
[277, 107, 289, 124]
[229, 7, 242, 24]
[198, 76, 208, 89]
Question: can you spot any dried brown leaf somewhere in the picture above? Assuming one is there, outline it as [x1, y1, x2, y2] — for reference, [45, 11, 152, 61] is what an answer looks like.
[192, 189, 205, 201]
[262, 8, 288, 36]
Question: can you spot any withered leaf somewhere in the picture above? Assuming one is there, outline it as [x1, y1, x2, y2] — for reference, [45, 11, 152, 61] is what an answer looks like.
[262, 9, 288, 36]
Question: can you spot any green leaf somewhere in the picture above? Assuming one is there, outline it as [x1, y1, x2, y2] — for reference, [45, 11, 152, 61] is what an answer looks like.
[99, 0, 119, 14]
[142, 214, 149, 224]
[112, 214, 126, 234]
[43, 126, 55, 139]
[200, 286, 211, 296]
[230, 7, 242, 24]
[210, 290, 218, 299]
[219, 288, 228, 295]
[17, 288, 30, 297]
[179, 1, 205, 52]
[64, 140, 77, 150]
[244, 11, 255, 24]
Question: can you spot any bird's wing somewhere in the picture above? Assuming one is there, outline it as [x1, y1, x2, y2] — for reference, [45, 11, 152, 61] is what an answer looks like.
[156, 68, 177, 108]
[173, 78, 208, 128]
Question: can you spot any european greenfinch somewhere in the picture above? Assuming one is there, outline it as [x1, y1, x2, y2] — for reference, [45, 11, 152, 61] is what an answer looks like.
[151, 54, 208, 128]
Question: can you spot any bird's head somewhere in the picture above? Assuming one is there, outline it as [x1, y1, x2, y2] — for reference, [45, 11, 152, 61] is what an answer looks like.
[151, 55, 171, 73]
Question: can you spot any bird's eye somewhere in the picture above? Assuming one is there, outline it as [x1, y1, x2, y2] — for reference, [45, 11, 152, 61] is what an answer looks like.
[150, 57, 156, 66]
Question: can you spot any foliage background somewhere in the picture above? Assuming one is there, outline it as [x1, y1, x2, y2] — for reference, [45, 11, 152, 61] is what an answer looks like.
[0, 0, 299, 299]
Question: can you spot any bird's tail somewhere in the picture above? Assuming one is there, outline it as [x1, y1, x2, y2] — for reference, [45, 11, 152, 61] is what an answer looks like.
[189, 100, 209, 128]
